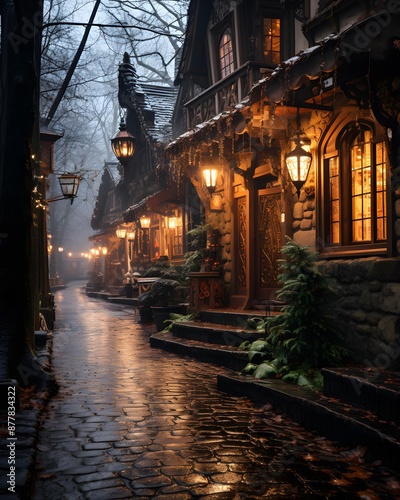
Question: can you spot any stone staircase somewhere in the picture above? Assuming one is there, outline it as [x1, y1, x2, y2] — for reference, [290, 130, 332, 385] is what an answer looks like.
[150, 309, 400, 472]
[150, 309, 267, 371]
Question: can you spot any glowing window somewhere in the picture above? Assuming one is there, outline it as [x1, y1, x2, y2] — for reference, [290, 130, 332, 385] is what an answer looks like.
[325, 123, 387, 247]
[263, 18, 281, 65]
[219, 31, 235, 78]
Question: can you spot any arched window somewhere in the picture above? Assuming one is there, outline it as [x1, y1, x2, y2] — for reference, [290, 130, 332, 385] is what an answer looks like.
[219, 31, 235, 78]
[323, 121, 387, 251]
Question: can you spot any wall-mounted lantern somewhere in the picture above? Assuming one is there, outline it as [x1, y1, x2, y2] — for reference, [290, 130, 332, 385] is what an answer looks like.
[139, 215, 151, 229]
[111, 119, 135, 163]
[285, 134, 312, 197]
[168, 217, 177, 229]
[46, 173, 81, 204]
[115, 228, 127, 239]
[200, 154, 218, 194]
[165, 210, 177, 230]
[285, 109, 312, 197]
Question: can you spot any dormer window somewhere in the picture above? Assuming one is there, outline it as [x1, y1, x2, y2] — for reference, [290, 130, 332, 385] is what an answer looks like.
[263, 18, 281, 65]
[219, 30, 235, 78]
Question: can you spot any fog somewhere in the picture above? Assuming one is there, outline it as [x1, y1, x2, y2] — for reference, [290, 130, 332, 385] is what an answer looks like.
[43, 0, 186, 264]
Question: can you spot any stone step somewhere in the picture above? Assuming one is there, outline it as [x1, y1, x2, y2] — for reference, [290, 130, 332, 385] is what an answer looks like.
[199, 309, 269, 327]
[107, 296, 138, 307]
[322, 367, 400, 423]
[217, 373, 400, 473]
[171, 321, 262, 346]
[86, 291, 111, 300]
[150, 332, 248, 371]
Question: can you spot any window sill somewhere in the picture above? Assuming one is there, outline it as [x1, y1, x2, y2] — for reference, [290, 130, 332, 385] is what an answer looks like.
[319, 244, 387, 259]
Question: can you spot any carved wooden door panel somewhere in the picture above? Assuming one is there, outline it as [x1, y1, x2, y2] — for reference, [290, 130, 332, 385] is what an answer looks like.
[255, 187, 281, 300]
[234, 195, 248, 296]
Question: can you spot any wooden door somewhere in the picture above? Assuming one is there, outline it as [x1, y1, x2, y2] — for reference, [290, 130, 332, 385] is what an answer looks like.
[255, 186, 282, 300]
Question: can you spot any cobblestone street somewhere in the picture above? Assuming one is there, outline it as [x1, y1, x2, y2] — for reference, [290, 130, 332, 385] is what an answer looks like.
[32, 282, 400, 499]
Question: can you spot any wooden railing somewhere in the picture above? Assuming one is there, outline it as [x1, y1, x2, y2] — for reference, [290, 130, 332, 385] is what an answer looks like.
[185, 62, 269, 129]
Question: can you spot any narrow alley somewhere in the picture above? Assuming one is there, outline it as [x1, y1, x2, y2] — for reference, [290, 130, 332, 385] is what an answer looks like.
[33, 282, 400, 499]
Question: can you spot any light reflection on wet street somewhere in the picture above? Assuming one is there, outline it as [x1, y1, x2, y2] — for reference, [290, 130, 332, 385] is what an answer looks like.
[33, 282, 400, 499]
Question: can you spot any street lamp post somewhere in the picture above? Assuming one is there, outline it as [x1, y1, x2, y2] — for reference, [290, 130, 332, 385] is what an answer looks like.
[116, 227, 131, 274]
[139, 216, 151, 261]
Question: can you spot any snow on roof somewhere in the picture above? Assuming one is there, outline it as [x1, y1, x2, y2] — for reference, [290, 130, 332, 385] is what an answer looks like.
[104, 161, 122, 184]
[167, 33, 343, 149]
[139, 83, 178, 143]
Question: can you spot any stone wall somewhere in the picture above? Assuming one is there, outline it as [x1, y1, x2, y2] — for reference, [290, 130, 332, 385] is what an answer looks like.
[318, 257, 400, 369]
[292, 192, 316, 250]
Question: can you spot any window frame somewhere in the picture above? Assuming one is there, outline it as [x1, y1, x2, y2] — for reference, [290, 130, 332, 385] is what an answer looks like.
[211, 13, 236, 83]
[319, 119, 389, 257]
[218, 29, 235, 79]
[263, 17, 281, 66]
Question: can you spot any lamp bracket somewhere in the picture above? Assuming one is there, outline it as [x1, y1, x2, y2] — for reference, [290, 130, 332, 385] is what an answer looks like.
[46, 195, 77, 205]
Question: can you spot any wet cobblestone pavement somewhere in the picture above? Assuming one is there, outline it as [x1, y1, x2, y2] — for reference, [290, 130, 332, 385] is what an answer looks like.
[32, 282, 400, 499]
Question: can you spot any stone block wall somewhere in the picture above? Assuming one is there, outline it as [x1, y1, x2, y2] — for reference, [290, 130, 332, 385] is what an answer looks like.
[292, 192, 316, 250]
[318, 257, 400, 369]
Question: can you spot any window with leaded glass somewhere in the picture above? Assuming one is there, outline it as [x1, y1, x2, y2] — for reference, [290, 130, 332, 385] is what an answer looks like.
[263, 18, 281, 65]
[324, 122, 387, 249]
[219, 30, 235, 78]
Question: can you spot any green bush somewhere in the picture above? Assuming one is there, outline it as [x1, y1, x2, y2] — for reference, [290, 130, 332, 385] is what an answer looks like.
[241, 237, 349, 390]
[182, 223, 210, 276]
[266, 237, 348, 369]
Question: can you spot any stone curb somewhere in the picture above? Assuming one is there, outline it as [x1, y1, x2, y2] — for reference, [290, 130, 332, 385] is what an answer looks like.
[217, 372, 400, 474]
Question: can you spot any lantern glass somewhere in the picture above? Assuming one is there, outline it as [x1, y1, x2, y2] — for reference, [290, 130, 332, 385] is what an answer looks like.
[116, 228, 127, 239]
[202, 167, 218, 189]
[111, 121, 135, 161]
[199, 153, 219, 193]
[168, 216, 177, 229]
[285, 138, 312, 194]
[140, 216, 151, 229]
[127, 231, 135, 241]
[59, 173, 80, 198]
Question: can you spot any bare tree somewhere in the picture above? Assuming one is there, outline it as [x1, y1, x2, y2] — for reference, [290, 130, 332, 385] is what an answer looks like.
[98, 0, 188, 86]
[40, 0, 188, 159]
[41, 0, 188, 275]
[0, 0, 188, 387]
